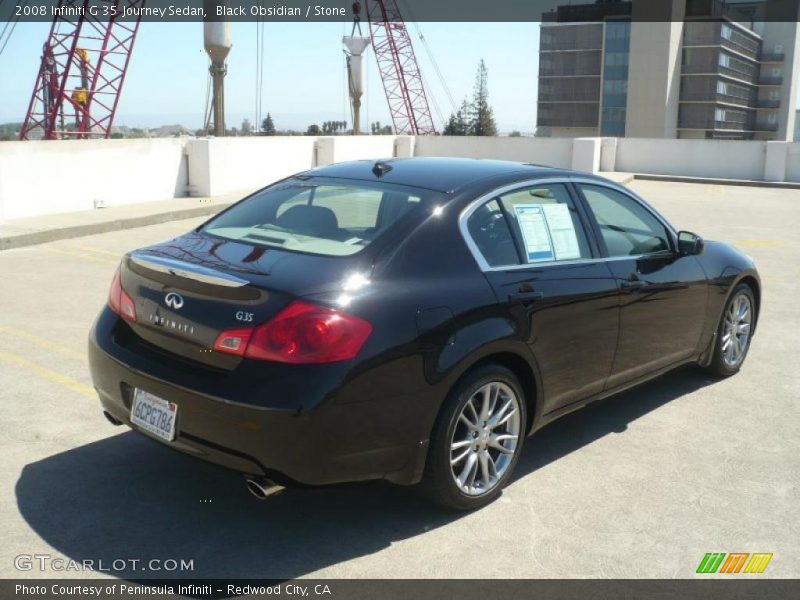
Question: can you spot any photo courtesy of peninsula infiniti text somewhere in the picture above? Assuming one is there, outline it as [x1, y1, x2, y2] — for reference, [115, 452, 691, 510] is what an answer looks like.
[88, 158, 760, 510]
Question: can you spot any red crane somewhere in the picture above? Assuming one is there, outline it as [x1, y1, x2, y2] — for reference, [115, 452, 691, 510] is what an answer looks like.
[19, 0, 144, 140]
[19, 1, 435, 140]
[361, 1, 436, 135]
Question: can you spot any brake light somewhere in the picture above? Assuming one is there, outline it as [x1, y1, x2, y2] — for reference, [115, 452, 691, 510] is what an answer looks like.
[108, 266, 137, 322]
[212, 301, 372, 363]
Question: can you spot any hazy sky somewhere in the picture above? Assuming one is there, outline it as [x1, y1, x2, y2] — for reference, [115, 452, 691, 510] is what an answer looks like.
[0, 21, 540, 133]
[3, 21, 797, 134]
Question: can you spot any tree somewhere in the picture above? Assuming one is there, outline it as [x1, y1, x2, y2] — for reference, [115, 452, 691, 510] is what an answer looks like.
[470, 59, 497, 136]
[262, 113, 276, 136]
[370, 121, 392, 135]
[306, 124, 321, 136]
[241, 119, 252, 136]
[443, 100, 471, 136]
[509, 130, 522, 137]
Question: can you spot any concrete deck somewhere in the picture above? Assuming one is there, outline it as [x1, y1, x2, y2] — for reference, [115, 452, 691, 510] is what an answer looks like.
[0, 179, 797, 579]
[0, 191, 250, 251]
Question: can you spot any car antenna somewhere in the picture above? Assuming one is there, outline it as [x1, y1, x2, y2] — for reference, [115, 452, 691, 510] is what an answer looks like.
[372, 161, 393, 177]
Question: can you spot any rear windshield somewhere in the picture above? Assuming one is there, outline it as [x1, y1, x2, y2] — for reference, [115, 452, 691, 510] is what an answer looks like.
[202, 178, 438, 256]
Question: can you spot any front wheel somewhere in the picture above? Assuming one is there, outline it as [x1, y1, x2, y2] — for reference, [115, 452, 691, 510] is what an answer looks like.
[707, 283, 755, 377]
[420, 364, 527, 510]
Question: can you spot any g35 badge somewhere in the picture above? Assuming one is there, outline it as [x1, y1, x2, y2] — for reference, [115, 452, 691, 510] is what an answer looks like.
[235, 311, 254, 322]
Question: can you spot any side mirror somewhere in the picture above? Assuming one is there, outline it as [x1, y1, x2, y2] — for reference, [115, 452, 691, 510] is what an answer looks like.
[677, 231, 704, 256]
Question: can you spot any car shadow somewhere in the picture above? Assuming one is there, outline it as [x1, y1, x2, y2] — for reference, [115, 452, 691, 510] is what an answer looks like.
[15, 366, 713, 581]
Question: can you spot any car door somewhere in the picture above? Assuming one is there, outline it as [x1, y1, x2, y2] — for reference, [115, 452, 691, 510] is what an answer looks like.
[462, 180, 620, 415]
[574, 181, 709, 388]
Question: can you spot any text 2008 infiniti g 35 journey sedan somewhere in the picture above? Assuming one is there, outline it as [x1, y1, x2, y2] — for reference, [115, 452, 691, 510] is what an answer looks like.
[89, 158, 760, 509]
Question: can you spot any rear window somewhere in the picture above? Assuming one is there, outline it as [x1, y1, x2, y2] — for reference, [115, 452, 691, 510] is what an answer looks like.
[202, 179, 436, 256]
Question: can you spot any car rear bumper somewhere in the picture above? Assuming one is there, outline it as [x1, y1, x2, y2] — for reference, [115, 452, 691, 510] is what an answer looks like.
[88, 309, 430, 487]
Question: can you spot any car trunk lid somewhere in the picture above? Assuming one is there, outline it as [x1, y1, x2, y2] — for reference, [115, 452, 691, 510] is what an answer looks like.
[119, 232, 367, 370]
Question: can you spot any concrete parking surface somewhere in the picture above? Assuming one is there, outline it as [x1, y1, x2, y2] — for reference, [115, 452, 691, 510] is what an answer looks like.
[0, 180, 798, 580]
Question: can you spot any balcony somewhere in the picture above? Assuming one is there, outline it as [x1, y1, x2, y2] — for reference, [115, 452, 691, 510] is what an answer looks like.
[760, 52, 785, 63]
[721, 37, 760, 61]
[679, 93, 755, 108]
[678, 117, 750, 131]
[538, 96, 600, 103]
[758, 74, 783, 86]
[756, 98, 780, 108]
[754, 121, 779, 132]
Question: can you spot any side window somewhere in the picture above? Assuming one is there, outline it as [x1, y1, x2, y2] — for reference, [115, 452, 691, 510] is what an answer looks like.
[466, 200, 520, 268]
[498, 183, 591, 263]
[579, 184, 671, 257]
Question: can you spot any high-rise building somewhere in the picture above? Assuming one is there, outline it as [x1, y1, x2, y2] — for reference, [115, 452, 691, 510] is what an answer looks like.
[536, 0, 800, 140]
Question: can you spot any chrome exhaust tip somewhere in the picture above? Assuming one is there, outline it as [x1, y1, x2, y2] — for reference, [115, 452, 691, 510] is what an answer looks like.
[245, 477, 285, 500]
[103, 411, 123, 426]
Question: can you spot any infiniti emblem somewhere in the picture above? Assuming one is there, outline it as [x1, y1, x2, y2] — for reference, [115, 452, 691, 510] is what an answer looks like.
[164, 292, 184, 310]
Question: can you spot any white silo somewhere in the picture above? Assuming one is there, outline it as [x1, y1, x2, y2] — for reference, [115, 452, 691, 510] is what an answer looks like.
[343, 36, 371, 135]
[204, 8, 232, 137]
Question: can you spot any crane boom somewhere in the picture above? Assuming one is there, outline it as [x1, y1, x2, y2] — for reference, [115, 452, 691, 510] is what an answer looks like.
[19, 0, 144, 140]
[363, 0, 436, 135]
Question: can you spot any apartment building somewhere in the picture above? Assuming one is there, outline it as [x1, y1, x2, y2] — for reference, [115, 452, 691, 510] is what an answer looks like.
[536, 0, 800, 140]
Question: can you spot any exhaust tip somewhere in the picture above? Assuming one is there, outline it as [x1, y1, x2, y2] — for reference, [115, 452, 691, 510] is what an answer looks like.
[103, 411, 123, 426]
[245, 477, 285, 500]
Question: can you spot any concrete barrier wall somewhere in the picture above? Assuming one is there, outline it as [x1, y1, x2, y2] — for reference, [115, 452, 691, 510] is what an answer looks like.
[187, 136, 319, 197]
[414, 136, 574, 169]
[785, 143, 800, 182]
[2, 135, 798, 224]
[330, 135, 398, 163]
[0, 138, 186, 221]
[614, 138, 766, 181]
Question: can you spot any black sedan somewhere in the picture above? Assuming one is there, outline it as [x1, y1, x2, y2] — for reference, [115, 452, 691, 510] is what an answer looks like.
[89, 158, 760, 510]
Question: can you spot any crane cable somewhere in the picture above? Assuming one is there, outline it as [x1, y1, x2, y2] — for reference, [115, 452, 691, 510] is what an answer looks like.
[255, 3, 265, 133]
[397, 0, 457, 115]
[0, 0, 28, 58]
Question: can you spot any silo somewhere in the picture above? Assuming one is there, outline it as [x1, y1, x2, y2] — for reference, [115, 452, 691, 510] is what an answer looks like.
[204, 4, 232, 137]
[343, 36, 371, 135]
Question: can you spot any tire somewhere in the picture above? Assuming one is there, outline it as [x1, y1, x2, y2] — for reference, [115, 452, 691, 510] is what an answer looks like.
[420, 364, 527, 510]
[706, 283, 756, 378]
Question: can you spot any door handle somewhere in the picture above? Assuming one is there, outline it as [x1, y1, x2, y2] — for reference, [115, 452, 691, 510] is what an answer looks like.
[620, 274, 646, 291]
[508, 286, 544, 304]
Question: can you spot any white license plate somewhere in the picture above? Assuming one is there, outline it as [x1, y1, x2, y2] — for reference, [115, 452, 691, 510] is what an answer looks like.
[131, 389, 177, 442]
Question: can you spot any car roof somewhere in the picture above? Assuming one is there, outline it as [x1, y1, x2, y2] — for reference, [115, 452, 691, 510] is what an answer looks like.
[304, 157, 586, 193]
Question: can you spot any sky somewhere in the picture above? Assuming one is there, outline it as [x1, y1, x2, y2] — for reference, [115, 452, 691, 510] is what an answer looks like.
[0, 21, 541, 133]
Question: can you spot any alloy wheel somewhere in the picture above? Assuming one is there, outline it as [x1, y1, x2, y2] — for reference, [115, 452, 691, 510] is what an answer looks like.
[722, 292, 752, 367]
[449, 381, 521, 496]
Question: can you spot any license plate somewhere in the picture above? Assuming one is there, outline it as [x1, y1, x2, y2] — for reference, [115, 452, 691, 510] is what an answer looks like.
[131, 389, 177, 442]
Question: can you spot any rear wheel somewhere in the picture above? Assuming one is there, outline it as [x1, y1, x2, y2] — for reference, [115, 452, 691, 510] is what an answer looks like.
[707, 283, 755, 377]
[420, 364, 527, 510]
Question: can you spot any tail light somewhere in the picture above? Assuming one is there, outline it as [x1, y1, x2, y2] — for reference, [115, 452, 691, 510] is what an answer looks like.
[213, 300, 372, 363]
[108, 266, 137, 322]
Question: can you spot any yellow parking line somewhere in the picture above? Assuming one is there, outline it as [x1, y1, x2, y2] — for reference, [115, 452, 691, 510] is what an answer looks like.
[41, 246, 119, 266]
[0, 350, 95, 399]
[0, 324, 87, 362]
[732, 239, 788, 248]
[69, 243, 122, 258]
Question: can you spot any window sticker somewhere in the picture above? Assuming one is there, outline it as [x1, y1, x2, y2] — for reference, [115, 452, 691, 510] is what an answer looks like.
[513, 203, 581, 262]
[542, 203, 581, 260]
[513, 205, 554, 262]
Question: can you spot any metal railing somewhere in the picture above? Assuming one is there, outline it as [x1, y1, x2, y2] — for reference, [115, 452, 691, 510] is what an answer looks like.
[760, 53, 785, 63]
[758, 75, 783, 85]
